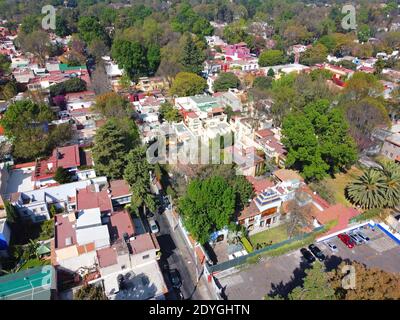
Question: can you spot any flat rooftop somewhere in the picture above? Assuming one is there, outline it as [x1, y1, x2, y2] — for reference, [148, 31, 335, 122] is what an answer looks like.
[108, 261, 167, 300]
[5, 168, 34, 195]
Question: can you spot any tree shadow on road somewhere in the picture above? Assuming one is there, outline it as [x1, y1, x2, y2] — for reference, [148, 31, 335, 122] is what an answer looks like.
[268, 259, 310, 298]
[157, 234, 176, 260]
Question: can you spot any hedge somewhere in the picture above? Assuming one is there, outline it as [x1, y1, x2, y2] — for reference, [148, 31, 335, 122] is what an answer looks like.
[241, 237, 254, 253]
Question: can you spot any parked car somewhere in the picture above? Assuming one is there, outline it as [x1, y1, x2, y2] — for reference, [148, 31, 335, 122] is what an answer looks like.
[146, 210, 155, 218]
[169, 269, 182, 289]
[149, 219, 159, 234]
[355, 231, 370, 242]
[349, 233, 364, 245]
[300, 248, 316, 263]
[338, 233, 355, 249]
[325, 241, 338, 253]
[308, 244, 326, 261]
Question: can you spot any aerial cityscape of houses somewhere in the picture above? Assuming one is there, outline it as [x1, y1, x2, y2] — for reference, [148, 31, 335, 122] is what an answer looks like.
[0, 0, 400, 303]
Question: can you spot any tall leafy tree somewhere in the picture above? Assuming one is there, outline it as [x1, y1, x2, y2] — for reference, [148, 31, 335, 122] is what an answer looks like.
[178, 176, 235, 244]
[282, 112, 329, 181]
[258, 50, 285, 67]
[0, 100, 54, 161]
[111, 39, 148, 80]
[170, 72, 207, 97]
[92, 121, 129, 179]
[282, 99, 357, 181]
[268, 262, 336, 300]
[213, 72, 240, 92]
[123, 146, 156, 213]
[77, 16, 109, 46]
[180, 34, 205, 75]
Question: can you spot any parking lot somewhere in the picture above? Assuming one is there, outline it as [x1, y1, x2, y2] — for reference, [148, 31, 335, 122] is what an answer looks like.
[217, 226, 400, 300]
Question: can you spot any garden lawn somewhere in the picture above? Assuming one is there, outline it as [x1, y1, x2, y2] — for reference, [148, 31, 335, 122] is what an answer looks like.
[250, 224, 288, 247]
[19, 258, 50, 271]
[322, 166, 363, 207]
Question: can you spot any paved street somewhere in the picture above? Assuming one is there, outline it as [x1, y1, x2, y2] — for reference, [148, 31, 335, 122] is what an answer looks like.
[217, 227, 400, 300]
[141, 204, 214, 300]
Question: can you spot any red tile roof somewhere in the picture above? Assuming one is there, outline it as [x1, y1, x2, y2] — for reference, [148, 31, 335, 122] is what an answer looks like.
[54, 214, 77, 249]
[109, 180, 131, 198]
[76, 186, 113, 213]
[246, 176, 275, 194]
[315, 203, 360, 237]
[109, 210, 135, 240]
[97, 247, 118, 268]
[32, 145, 81, 181]
[130, 233, 160, 255]
[255, 129, 274, 138]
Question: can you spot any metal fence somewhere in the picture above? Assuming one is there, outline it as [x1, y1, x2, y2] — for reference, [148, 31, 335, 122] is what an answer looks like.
[206, 227, 324, 274]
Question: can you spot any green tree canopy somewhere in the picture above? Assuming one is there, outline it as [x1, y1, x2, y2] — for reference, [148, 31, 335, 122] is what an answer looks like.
[92, 92, 130, 118]
[159, 102, 182, 123]
[170, 72, 207, 97]
[180, 34, 206, 75]
[178, 176, 235, 244]
[123, 146, 156, 212]
[111, 39, 149, 81]
[213, 72, 240, 92]
[92, 120, 130, 179]
[77, 16, 109, 46]
[300, 44, 328, 66]
[282, 99, 357, 181]
[258, 50, 285, 67]
[0, 100, 54, 161]
[54, 167, 73, 184]
[50, 78, 87, 97]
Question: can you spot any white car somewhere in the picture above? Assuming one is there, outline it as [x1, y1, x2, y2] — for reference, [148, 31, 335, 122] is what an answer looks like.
[325, 241, 338, 252]
[149, 219, 159, 234]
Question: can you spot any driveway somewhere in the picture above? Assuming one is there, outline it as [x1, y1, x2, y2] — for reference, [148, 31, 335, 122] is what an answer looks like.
[217, 226, 400, 300]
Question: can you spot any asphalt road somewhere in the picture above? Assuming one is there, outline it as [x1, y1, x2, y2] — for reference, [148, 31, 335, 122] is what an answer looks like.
[141, 204, 206, 300]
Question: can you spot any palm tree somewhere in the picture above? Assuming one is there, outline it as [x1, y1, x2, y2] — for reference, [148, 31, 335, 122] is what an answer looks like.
[378, 160, 400, 208]
[346, 169, 387, 209]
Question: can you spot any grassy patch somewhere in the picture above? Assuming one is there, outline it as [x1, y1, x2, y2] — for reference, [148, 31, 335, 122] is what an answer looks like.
[350, 208, 383, 223]
[322, 166, 363, 206]
[19, 258, 50, 271]
[249, 224, 288, 248]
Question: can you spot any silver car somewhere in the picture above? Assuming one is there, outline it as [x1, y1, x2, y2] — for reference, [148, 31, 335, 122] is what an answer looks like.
[149, 219, 159, 234]
[349, 233, 364, 245]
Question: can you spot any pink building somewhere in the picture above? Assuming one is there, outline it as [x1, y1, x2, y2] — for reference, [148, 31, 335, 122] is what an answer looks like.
[223, 42, 251, 60]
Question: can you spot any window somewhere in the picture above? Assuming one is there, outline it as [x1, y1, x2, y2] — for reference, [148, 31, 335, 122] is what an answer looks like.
[142, 254, 150, 260]
[272, 216, 277, 223]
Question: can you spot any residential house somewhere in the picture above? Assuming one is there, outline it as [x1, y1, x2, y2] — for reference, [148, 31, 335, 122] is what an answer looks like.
[238, 179, 301, 234]
[9, 176, 108, 223]
[32, 145, 95, 189]
[254, 129, 287, 167]
[381, 133, 400, 161]
[135, 77, 169, 93]
[216, 89, 244, 112]
[53, 209, 166, 299]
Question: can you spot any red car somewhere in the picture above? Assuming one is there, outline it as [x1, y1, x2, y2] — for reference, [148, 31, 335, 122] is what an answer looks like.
[338, 233, 355, 249]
